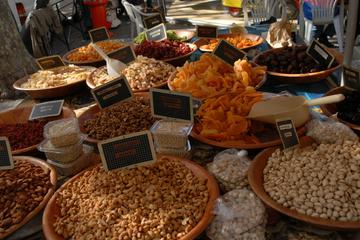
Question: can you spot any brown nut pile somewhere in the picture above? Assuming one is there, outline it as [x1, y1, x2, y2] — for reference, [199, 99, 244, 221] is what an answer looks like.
[53, 157, 209, 239]
[83, 96, 155, 140]
[0, 160, 52, 233]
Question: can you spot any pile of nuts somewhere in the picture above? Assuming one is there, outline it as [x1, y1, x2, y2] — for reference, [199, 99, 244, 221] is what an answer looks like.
[53, 157, 209, 239]
[0, 160, 52, 233]
[83, 96, 155, 140]
[264, 140, 360, 222]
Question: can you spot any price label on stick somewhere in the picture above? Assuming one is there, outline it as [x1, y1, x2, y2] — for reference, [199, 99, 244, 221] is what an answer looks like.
[196, 25, 218, 38]
[276, 119, 299, 149]
[36, 55, 65, 70]
[91, 77, 133, 109]
[150, 88, 193, 122]
[213, 40, 247, 66]
[89, 27, 110, 42]
[143, 13, 164, 29]
[29, 100, 64, 121]
[306, 39, 335, 69]
[343, 65, 360, 91]
[145, 23, 167, 42]
[108, 45, 136, 65]
[98, 131, 156, 171]
[0, 137, 14, 170]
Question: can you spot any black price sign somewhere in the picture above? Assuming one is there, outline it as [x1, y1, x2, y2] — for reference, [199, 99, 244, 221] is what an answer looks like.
[196, 25, 218, 38]
[306, 40, 335, 68]
[89, 27, 110, 42]
[343, 65, 360, 91]
[143, 13, 164, 29]
[108, 45, 136, 65]
[150, 88, 193, 122]
[91, 77, 133, 109]
[276, 119, 299, 149]
[36, 55, 65, 70]
[98, 130, 156, 171]
[29, 100, 64, 120]
[145, 23, 167, 42]
[213, 40, 247, 66]
[0, 137, 13, 170]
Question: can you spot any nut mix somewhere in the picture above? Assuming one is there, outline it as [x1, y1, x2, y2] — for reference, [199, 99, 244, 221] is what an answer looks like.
[0, 160, 52, 234]
[53, 157, 209, 239]
[82, 96, 155, 140]
[264, 140, 360, 222]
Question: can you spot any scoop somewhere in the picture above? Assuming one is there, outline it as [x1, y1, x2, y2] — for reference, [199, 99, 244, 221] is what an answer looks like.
[247, 94, 345, 127]
[90, 42, 126, 78]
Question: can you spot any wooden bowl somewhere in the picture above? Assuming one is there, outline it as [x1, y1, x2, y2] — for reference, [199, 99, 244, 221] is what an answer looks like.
[13, 66, 95, 99]
[253, 47, 343, 84]
[0, 106, 76, 155]
[0, 156, 57, 239]
[162, 43, 197, 67]
[248, 136, 360, 230]
[42, 155, 220, 240]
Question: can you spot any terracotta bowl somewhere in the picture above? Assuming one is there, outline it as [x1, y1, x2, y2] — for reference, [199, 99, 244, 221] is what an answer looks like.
[0, 106, 75, 155]
[248, 136, 360, 230]
[162, 43, 198, 67]
[42, 155, 220, 240]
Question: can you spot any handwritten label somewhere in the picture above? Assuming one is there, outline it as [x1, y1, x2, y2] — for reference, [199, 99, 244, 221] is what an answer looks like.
[150, 88, 193, 122]
[98, 131, 156, 171]
[196, 25, 218, 38]
[306, 40, 335, 68]
[213, 40, 247, 66]
[143, 13, 164, 29]
[276, 119, 299, 149]
[36, 55, 65, 70]
[91, 77, 133, 109]
[108, 45, 136, 65]
[29, 100, 64, 120]
[145, 23, 167, 42]
[0, 137, 14, 170]
[89, 27, 110, 42]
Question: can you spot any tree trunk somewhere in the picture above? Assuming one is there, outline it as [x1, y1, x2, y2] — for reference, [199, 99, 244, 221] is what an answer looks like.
[0, 1, 38, 99]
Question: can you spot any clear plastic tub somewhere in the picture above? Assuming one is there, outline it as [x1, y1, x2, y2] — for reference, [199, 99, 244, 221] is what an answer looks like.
[43, 117, 81, 147]
[150, 120, 193, 149]
[155, 140, 191, 158]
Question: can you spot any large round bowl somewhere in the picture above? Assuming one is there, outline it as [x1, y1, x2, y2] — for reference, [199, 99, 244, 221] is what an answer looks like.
[162, 43, 197, 67]
[42, 155, 220, 240]
[253, 47, 343, 84]
[0, 106, 75, 155]
[248, 136, 360, 230]
[170, 29, 196, 42]
[0, 156, 57, 239]
[13, 66, 95, 99]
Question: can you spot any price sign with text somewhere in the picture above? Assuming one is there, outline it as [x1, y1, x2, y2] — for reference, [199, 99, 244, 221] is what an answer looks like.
[306, 40, 335, 68]
[0, 137, 13, 170]
[98, 131, 156, 171]
[196, 25, 218, 38]
[29, 100, 64, 120]
[276, 119, 299, 149]
[145, 23, 167, 42]
[108, 45, 136, 65]
[143, 13, 164, 29]
[150, 88, 193, 122]
[343, 65, 360, 91]
[36, 55, 65, 70]
[91, 77, 133, 109]
[213, 40, 247, 66]
[89, 27, 110, 42]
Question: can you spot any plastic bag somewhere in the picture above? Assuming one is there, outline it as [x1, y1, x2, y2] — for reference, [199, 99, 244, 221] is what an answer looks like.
[207, 149, 250, 192]
[266, 9, 294, 48]
[207, 189, 267, 240]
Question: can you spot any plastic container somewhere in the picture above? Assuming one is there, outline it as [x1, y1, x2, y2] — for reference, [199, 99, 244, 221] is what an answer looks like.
[150, 120, 193, 149]
[44, 117, 81, 147]
[155, 140, 191, 158]
[38, 138, 84, 163]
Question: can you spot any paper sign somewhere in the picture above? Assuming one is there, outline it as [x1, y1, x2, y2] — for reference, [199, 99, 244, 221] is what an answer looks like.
[145, 23, 167, 42]
[91, 77, 133, 109]
[108, 45, 136, 65]
[98, 131, 156, 171]
[29, 100, 64, 120]
[89, 27, 110, 42]
[0, 137, 14, 170]
[196, 25, 218, 38]
[150, 88, 193, 122]
[213, 40, 247, 66]
[143, 13, 164, 29]
[36, 55, 65, 70]
[306, 40, 335, 68]
[276, 119, 299, 149]
[343, 65, 360, 91]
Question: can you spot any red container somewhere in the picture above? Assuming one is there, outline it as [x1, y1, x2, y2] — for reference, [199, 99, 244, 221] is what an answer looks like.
[83, 0, 111, 29]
